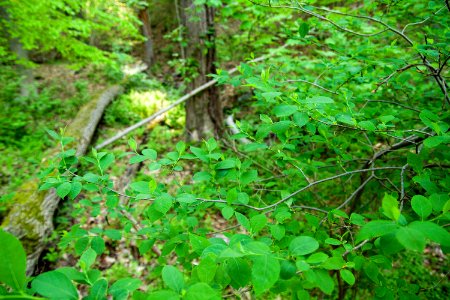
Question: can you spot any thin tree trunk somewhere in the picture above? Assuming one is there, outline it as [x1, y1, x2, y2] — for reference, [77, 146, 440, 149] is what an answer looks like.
[180, 0, 223, 141]
[138, 7, 154, 67]
[174, 0, 186, 60]
[0, 5, 35, 98]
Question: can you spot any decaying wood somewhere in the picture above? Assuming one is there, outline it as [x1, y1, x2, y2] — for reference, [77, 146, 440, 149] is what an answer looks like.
[2, 85, 123, 275]
[95, 45, 286, 149]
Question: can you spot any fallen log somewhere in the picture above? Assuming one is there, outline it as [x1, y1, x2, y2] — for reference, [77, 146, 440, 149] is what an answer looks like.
[95, 45, 288, 149]
[2, 85, 123, 275]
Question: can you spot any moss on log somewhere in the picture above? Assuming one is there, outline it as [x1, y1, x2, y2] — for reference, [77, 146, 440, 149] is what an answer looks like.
[2, 85, 123, 275]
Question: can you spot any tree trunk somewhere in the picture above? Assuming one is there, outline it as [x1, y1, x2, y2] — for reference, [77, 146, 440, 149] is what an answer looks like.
[180, 0, 222, 141]
[0, 5, 35, 98]
[138, 7, 154, 67]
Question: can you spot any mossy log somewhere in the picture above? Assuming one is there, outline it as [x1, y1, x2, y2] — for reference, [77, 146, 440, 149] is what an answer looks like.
[2, 85, 123, 275]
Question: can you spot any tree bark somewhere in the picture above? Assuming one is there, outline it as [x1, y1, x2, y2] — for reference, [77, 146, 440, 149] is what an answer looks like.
[138, 7, 154, 67]
[180, 0, 223, 141]
[0, 5, 35, 98]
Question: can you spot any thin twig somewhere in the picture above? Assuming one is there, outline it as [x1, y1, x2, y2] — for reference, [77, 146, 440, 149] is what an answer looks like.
[336, 175, 375, 210]
[342, 239, 369, 257]
[399, 163, 409, 211]
[365, 99, 421, 112]
[198, 167, 403, 211]
[285, 79, 338, 94]
[401, 6, 446, 33]
[373, 64, 426, 93]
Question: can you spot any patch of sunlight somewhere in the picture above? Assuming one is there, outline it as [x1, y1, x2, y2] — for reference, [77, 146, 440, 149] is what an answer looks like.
[128, 90, 169, 118]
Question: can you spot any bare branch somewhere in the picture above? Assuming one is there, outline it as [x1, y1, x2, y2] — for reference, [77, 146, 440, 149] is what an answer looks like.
[285, 79, 338, 94]
[342, 239, 369, 257]
[336, 175, 375, 210]
[373, 64, 426, 93]
[365, 100, 421, 112]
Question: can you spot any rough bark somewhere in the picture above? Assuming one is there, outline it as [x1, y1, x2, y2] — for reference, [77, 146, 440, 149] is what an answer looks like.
[138, 7, 154, 67]
[2, 86, 123, 275]
[180, 0, 222, 141]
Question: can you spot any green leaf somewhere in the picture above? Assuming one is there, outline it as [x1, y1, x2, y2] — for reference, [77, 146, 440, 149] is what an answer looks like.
[379, 232, 404, 255]
[272, 104, 297, 117]
[289, 236, 319, 256]
[306, 252, 328, 264]
[162, 265, 185, 293]
[251, 255, 280, 295]
[184, 283, 220, 300]
[197, 255, 217, 283]
[57, 182, 72, 198]
[75, 237, 89, 255]
[215, 159, 236, 170]
[411, 195, 432, 219]
[130, 181, 151, 194]
[32, 271, 78, 300]
[91, 236, 105, 255]
[176, 193, 197, 204]
[189, 234, 211, 254]
[293, 112, 309, 127]
[142, 149, 157, 160]
[357, 220, 399, 242]
[363, 262, 379, 284]
[408, 221, 450, 247]
[423, 135, 450, 148]
[396, 227, 426, 252]
[224, 258, 251, 289]
[68, 182, 82, 200]
[250, 214, 267, 234]
[337, 114, 356, 125]
[296, 260, 310, 272]
[128, 138, 137, 151]
[99, 153, 114, 171]
[153, 193, 173, 214]
[325, 238, 341, 245]
[270, 224, 285, 240]
[109, 278, 142, 295]
[235, 212, 251, 231]
[271, 121, 292, 134]
[0, 230, 26, 290]
[130, 155, 148, 164]
[47, 129, 60, 140]
[315, 269, 334, 295]
[340, 269, 355, 285]
[260, 114, 273, 124]
[240, 169, 258, 185]
[104, 229, 121, 241]
[299, 22, 309, 37]
[221, 206, 234, 220]
[193, 171, 212, 181]
[80, 248, 97, 270]
[190, 146, 209, 162]
[382, 193, 400, 221]
[279, 260, 296, 280]
[321, 256, 345, 270]
[301, 96, 334, 104]
[358, 120, 376, 131]
[145, 290, 180, 300]
[87, 278, 108, 300]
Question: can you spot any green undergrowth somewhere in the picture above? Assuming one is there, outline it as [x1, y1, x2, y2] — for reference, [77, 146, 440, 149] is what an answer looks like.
[0, 66, 91, 207]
